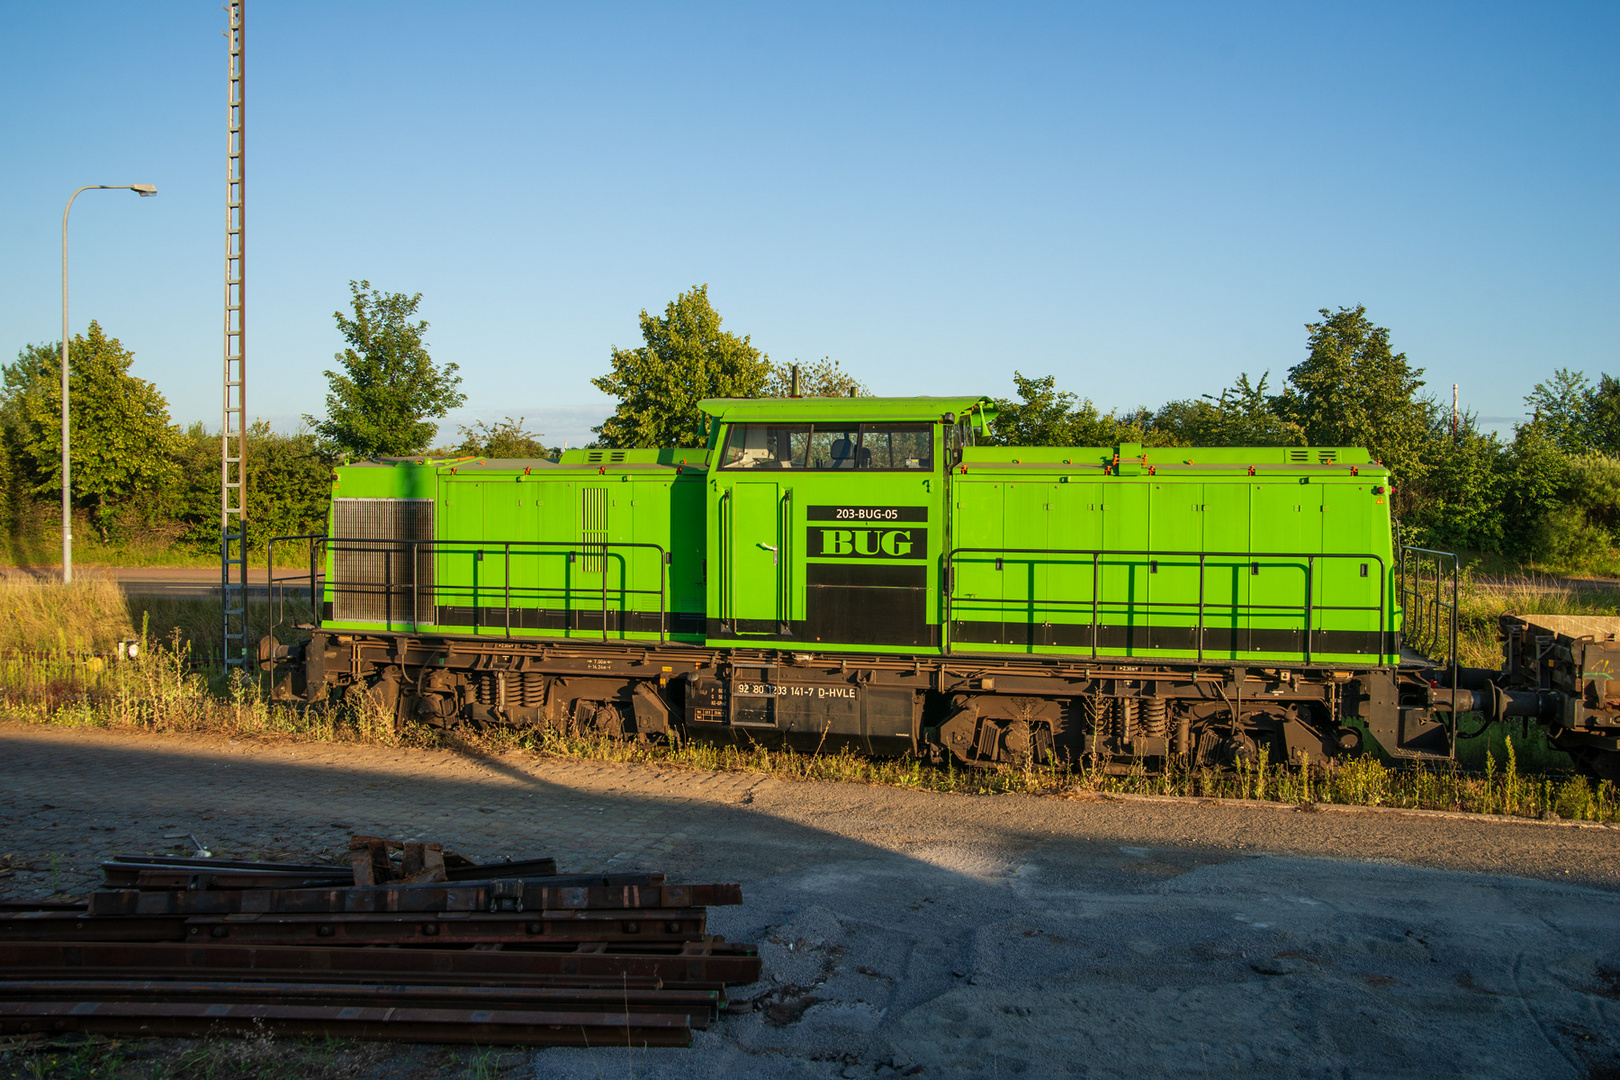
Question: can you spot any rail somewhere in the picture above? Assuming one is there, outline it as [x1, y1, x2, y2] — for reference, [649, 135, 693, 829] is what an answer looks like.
[267, 534, 669, 643]
[942, 547, 1389, 663]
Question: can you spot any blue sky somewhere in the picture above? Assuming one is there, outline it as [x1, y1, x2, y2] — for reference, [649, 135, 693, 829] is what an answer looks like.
[1, 1, 1614, 447]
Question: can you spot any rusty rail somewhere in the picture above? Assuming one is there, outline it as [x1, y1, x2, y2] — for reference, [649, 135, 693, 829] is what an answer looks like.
[0, 840, 759, 1047]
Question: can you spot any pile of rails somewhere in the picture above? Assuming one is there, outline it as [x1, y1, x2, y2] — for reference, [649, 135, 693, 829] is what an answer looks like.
[0, 837, 759, 1047]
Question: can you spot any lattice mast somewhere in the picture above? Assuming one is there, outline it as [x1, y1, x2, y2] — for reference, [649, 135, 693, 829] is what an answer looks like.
[221, 0, 248, 667]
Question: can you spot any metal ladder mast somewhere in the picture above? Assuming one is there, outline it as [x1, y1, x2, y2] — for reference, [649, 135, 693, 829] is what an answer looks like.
[221, 0, 248, 667]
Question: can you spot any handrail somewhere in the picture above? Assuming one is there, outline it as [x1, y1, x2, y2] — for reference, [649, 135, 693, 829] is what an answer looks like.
[1398, 544, 1460, 751]
[942, 546, 1389, 663]
[267, 534, 669, 643]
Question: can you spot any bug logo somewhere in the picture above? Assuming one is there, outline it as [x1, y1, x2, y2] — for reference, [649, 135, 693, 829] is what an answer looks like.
[807, 526, 926, 560]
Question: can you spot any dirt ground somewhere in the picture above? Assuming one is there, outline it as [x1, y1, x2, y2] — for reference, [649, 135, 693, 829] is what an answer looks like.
[1, 722, 1617, 1079]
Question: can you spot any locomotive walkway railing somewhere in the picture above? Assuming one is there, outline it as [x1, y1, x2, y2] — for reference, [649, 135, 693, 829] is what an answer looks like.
[942, 547, 1390, 663]
[1397, 544, 1460, 721]
[267, 534, 670, 643]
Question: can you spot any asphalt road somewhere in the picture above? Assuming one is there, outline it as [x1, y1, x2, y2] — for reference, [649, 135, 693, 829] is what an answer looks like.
[1, 723, 1616, 1080]
[0, 566, 283, 599]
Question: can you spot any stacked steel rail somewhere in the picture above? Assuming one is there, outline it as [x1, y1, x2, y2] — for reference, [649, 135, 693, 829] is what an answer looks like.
[0, 838, 758, 1047]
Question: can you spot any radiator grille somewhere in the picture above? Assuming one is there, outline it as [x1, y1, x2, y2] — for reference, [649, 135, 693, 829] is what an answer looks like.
[581, 487, 607, 574]
[332, 498, 434, 624]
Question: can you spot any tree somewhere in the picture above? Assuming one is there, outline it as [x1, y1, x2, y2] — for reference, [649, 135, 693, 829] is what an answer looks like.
[1280, 305, 1432, 504]
[986, 373, 1151, 447]
[1587, 375, 1620, 455]
[761, 357, 868, 397]
[1398, 418, 1505, 552]
[0, 323, 180, 540]
[592, 285, 770, 449]
[170, 421, 334, 561]
[1151, 372, 1304, 447]
[1523, 368, 1594, 452]
[447, 417, 554, 459]
[308, 281, 465, 458]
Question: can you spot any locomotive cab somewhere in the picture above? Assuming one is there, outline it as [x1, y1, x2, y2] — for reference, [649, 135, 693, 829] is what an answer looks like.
[699, 396, 994, 653]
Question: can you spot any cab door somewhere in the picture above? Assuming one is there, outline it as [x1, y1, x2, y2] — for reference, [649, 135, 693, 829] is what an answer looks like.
[724, 480, 784, 634]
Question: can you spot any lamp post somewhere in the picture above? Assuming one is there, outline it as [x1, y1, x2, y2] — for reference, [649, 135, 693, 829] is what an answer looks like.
[61, 183, 157, 584]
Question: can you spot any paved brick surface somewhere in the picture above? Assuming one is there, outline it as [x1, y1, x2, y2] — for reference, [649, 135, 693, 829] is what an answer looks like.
[0, 723, 771, 899]
[2, 722, 1618, 1079]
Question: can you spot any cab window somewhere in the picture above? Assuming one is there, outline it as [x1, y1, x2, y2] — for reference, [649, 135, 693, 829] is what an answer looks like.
[720, 422, 933, 471]
[720, 424, 809, 469]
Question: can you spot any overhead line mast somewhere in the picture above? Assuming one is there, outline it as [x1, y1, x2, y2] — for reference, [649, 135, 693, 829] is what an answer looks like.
[222, 0, 248, 667]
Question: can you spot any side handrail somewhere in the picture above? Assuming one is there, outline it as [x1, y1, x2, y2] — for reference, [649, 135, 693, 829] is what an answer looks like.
[267, 534, 669, 643]
[1398, 545, 1460, 744]
[942, 546, 1388, 664]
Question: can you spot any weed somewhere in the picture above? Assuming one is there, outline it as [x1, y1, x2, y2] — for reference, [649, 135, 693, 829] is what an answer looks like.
[0, 582, 1612, 824]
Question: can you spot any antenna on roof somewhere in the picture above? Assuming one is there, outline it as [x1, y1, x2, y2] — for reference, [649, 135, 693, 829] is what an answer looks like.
[790, 364, 801, 398]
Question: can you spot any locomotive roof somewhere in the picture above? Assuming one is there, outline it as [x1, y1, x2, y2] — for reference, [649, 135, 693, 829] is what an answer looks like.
[698, 395, 995, 423]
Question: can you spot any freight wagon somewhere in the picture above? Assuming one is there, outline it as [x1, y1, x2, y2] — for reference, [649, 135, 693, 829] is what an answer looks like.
[259, 395, 1620, 781]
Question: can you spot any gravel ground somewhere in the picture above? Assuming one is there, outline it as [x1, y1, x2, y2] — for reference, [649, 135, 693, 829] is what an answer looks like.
[1, 723, 1617, 1080]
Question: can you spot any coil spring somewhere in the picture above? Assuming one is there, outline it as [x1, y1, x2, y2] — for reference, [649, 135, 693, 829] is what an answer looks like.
[1138, 698, 1168, 738]
[475, 673, 496, 706]
[521, 672, 545, 707]
[1117, 699, 1137, 740]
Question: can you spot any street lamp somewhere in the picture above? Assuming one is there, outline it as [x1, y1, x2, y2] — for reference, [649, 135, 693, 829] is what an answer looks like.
[61, 184, 157, 585]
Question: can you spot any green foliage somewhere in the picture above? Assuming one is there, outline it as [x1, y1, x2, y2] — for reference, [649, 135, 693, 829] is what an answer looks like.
[1587, 374, 1620, 454]
[1, 323, 181, 541]
[308, 281, 465, 458]
[986, 372, 1150, 447]
[446, 416, 556, 459]
[1399, 419, 1504, 552]
[763, 356, 868, 397]
[592, 284, 770, 449]
[1150, 372, 1305, 447]
[1283, 305, 1432, 491]
[1524, 367, 1594, 452]
[1500, 421, 1579, 562]
[171, 421, 334, 560]
[1520, 368, 1620, 458]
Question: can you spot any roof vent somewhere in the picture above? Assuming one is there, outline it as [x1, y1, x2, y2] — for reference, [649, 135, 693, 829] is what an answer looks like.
[1288, 450, 1309, 463]
[1317, 450, 1337, 463]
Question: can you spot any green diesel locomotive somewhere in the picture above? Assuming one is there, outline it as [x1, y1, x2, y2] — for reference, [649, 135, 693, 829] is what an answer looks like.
[260, 394, 1610, 777]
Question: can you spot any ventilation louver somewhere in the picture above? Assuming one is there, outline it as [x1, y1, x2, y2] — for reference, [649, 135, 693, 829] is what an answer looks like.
[332, 499, 434, 624]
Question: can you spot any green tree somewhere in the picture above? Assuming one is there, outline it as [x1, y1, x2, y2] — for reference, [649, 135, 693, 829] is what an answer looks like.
[308, 281, 465, 458]
[448, 417, 555, 459]
[1398, 419, 1505, 552]
[1282, 305, 1428, 460]
[1523, 368, 1594, 452]
[0, 323, 181, 541]
[762, 357, 868, 397]
[1151, 372, 1304, 447]
[987, 372, 1149, 447]
[1280, 305, 1433, 519]
[172, 421, 334, 562]
[1498, 421, 1574, 561]
[592, 285, 770, 448]
[1587, 375, 1620, 454]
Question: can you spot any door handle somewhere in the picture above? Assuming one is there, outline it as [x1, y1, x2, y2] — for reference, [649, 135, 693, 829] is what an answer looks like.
[759, 542, 778, 565]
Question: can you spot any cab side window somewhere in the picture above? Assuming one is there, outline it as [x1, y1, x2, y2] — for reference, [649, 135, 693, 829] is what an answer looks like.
[720, 422, 933, 471]
[720, 424, 809, 469]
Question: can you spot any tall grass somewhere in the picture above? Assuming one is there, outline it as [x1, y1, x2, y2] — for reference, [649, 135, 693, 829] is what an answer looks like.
[0, 581, 1612, 824]
[1454, 572, 1620, 668]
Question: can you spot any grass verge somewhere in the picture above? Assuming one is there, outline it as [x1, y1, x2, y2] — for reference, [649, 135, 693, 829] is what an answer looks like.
[0, 582, 1613, 824]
